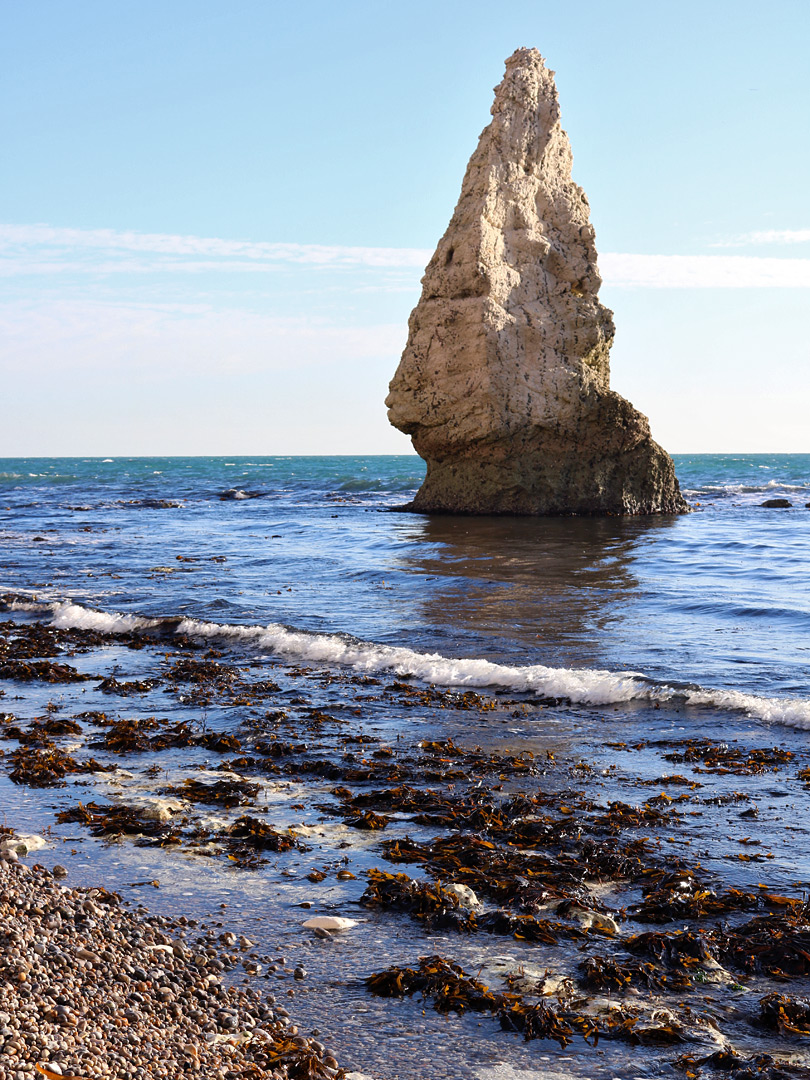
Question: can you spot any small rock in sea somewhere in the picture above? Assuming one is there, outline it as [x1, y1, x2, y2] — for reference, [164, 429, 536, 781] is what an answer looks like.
[219, 488, 261, 501]
[238, 935, 254, 948]
[52, 864, 68, 878]
[302, 916, 357, 932]
[313, 927, 332, 939]
[298, 901, 314, 908]
[294, 966, 307, 980]
[761, 498, 792, 508]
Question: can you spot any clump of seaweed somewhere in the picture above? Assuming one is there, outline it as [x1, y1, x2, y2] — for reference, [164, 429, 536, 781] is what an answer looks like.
[626, 928, 721, 977]
[361, 869, 475, 931]
[163, 776, 260, 806]
[366, 955, 685, 1048]
[361, 868, 587, 944]
[56, 800, 183, 843]
[675, 1050, 810, 1078]
[366, 954, 507, 1013]
[0, 660, 93, 683]
[253, 737, 302, 757]
[581, 954, 690, 993]
[633, 870, 770, 922]
[345, 810, 390, 830]
[758, 992, 810, 1035]
[39, 715, 83, 735]
[196, 730, 243, 753]
[96, 675, 157, 695]
[386, 682, 500, 712]
[0, 620, 62, 660]
[164, 656, 235, 681]
[664, 739, 795, 775]
[8, 745, 110, 786]
[721, 911, 810, 979]
[225, 815, 302, 852]
[90, 717, 198, 753]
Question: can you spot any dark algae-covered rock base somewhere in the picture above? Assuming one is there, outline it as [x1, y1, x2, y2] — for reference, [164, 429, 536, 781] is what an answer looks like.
[386, 48, 686, 515]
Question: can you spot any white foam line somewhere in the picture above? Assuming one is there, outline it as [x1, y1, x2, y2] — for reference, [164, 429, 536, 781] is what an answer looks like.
[10, 598, 810, 729]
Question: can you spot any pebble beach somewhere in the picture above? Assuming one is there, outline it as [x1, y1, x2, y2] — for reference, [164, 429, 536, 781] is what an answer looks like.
[0, 853, 347, 1080]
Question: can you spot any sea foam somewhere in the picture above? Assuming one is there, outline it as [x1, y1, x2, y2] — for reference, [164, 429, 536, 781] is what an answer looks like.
[9, 598, 810, 730]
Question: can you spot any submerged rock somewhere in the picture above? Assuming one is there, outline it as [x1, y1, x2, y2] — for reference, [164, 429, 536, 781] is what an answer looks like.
[386, 48, 686, 516]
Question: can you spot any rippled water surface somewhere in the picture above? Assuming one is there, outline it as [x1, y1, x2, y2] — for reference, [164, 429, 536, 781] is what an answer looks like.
[2, 454, 808, 712]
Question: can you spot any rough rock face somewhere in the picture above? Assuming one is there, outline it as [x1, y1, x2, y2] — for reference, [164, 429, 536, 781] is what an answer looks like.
[386, 48, 686, 515]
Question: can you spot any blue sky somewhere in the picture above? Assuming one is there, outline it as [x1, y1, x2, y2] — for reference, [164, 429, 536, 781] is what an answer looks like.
[2, 0, 808, 455]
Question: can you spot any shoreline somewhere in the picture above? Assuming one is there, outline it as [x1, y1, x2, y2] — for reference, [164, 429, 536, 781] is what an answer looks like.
[3, 603, 810, 1078]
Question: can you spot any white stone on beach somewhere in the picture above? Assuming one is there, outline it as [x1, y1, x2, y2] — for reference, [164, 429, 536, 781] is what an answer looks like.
[1, 833, 48, 857]
[566, 907, 620, 934]
[445, 882, 481, 909]
[134, 797, 186, 822]
[302, 916, 358, 932]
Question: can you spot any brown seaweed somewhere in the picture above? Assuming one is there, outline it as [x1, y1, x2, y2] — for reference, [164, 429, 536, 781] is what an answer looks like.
[0, 660, 93, 683]
[225, 815, 302, 852]
[56, 800, 182, 841]
[758, 992, 810, 1035]
[164, 776, 260, 806]
[8, 745, 110, 786]
[664, 739, 795, 776]
[675, 1050, 810, 1078]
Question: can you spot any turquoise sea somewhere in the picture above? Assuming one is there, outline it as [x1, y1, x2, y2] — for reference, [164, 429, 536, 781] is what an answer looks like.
[1, 453, 808, 714]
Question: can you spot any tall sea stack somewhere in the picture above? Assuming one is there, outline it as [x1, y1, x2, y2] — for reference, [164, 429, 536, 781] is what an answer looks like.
[386, 48, 686, 515]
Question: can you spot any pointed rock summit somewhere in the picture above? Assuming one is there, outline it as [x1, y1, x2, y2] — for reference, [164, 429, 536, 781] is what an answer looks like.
[386, 48, 686, 515]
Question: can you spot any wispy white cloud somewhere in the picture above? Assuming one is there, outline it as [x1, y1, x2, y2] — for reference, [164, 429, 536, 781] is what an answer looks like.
[0, 223, 433, 269]
[600, 253, 810, 288]
[2, 224, 810, 287]
[712, 228, 810, 247]
[0, 299, 404, 374]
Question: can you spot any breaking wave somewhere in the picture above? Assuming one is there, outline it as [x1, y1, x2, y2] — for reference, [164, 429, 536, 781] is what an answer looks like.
[8, 597, 810, 730]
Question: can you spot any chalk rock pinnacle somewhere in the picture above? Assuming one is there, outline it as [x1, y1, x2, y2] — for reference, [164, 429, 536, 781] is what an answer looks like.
[386, 48, 686, 515]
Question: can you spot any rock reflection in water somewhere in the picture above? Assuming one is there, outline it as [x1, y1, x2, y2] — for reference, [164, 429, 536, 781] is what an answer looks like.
[394, 515, 678, 668]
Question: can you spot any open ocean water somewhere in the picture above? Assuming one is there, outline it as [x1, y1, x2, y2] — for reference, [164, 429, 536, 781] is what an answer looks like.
[1, 453, 810, 1080]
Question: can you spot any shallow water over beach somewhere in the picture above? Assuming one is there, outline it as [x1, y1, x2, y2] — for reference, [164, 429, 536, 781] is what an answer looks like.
[1, 454, 809, 1078]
